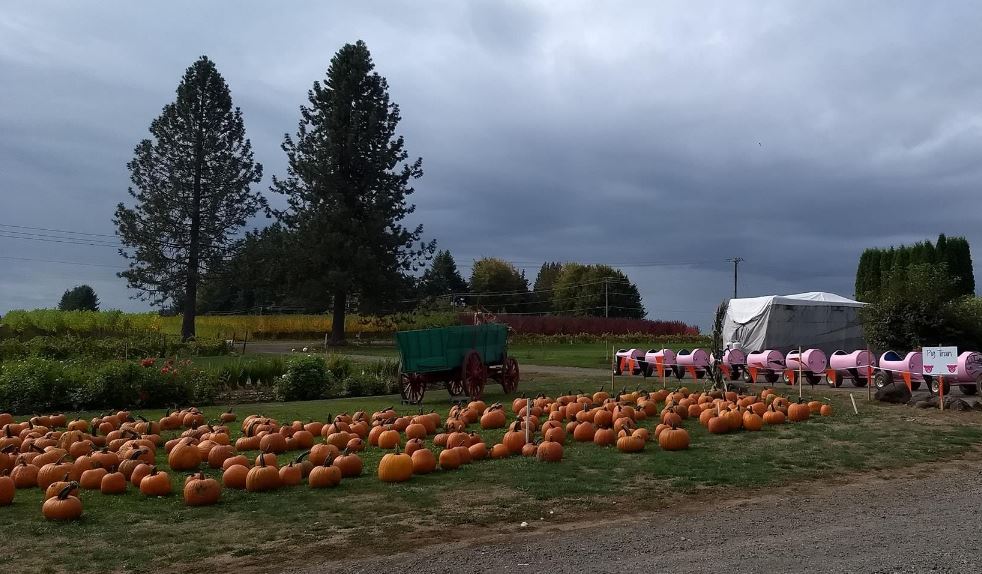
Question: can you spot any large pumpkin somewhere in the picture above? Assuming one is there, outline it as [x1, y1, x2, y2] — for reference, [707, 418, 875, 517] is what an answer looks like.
[184, 472, 221, 506]
[787, 400, 810, 422]
[245, 456, 280, 492]
[308, 459, 342, 488]
[42, 483, 82, 521]
[378, 445, 413, 483]
[139, 467, 172, 497]
[536, 440, 563, 462]
[411, 448, 437, 474]
[616, 434, 644, 453]
[438, 448, 461, 470]
[168, 438, 202, 471]
[332, 450, 363, 478]
[658, 426, 690, 451]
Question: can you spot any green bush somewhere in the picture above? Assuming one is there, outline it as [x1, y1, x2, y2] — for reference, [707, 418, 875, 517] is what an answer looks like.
[342, 359, 399, 398]
[0, 334, 229, 362]
[278, 355, 331, 401]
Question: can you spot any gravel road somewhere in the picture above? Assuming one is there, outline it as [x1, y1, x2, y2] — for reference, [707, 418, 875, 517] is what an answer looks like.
[299, 455, 982, 574]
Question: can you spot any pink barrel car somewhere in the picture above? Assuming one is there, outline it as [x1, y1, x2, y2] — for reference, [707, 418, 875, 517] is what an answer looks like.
[827, 349, 876, 388]
[613, 348, 645, 376]
[874, 351, 929, 391]
[783, 349, 828, 385]
[675, 348, 710, 379]
[710, 348, 747, 381]
[929, 351, 982, 395]
[744, 350, 785, 384]
[643, 348, 678, 378]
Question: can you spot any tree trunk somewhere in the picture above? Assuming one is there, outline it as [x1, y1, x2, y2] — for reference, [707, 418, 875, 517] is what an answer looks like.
[329, 290, 347, 346]
[183, 111, 204, 342]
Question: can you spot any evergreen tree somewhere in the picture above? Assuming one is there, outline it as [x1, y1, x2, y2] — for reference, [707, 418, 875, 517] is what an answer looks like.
[58, 285, 100, 311]
[272, 41, 433, 344]
[552, 264, 645, 318]
[114, 56, 264, 340]
[531, 262, 564, 313]
[419, 250, 468, 302]
[855, 250, 871, 300]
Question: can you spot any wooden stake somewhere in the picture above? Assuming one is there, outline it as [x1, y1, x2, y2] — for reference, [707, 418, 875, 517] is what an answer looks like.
[797, 346, 803, 400]
[610, 346, 615, 389]
[525, 397, 531, 444]
[849, 393, 859, 415]
[939, 376, 944, 412]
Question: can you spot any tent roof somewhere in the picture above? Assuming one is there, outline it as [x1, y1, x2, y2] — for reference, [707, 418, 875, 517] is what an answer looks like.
[727, 292, 865, 323]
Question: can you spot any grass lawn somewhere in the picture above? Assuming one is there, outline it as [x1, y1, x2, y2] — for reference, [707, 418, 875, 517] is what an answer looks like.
[3, 373, 982, 574]
[329, 339, 704, 369]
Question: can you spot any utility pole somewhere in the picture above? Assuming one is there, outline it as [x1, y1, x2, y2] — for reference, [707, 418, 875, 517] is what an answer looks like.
[726, 257, 744, 299]
[604, 278, 609, 318]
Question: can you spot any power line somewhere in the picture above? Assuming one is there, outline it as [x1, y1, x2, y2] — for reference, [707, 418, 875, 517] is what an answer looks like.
[0, 255, 125, 269]
[0, 222, 118, 239]
[0, 230, 121, 248]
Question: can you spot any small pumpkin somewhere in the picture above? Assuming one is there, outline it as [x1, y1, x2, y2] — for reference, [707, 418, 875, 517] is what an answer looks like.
[0, 469, 14, 505]
[278, 462, 303, 486]
[332, 449, 363, 478]
[819, 404, 833, 417]
[438, 448, 461, 470]
[168, 438, 202, 471]
[308, 456, 342, 488]
[787, 399, 810, 422]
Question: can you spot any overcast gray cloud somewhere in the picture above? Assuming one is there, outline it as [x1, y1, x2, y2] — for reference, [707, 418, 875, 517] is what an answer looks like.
[1, 1, 980, 328]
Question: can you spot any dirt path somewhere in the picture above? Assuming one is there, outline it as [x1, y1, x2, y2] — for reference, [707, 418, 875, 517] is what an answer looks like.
[297, 456, 982, 573]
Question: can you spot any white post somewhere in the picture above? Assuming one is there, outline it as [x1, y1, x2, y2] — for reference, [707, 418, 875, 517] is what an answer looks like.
[849, 393, 859, 415]
[797, 346, 803, 400]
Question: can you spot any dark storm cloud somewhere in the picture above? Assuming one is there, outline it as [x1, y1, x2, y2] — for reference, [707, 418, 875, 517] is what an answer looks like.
[2, 1, 981, 328]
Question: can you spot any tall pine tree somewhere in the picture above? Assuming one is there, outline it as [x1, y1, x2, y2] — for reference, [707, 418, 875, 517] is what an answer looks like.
[272, 41, 434, 344]
[419, 250, 468, 302]
[115, 56, 264, 340]
[532, 262, 564, 313]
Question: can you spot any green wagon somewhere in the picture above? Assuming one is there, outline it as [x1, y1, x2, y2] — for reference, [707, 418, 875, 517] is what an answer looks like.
[395, 324, 520, 403]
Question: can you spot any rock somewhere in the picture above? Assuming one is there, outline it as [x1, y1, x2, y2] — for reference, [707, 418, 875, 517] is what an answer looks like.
[972, 402, 982, 412]
[874, 382, 912, 404]
[944, 398, 971, 411]
[914, 400, 932, 409]
[922, 395, 940, 407]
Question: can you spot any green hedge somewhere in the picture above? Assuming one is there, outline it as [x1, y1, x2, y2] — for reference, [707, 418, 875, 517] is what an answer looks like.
[0, 355, 400, 415]
[0, 358, 221, 415]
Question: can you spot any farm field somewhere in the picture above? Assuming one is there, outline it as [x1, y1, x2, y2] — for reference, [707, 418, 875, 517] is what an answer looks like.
[2, 373, 982, 574]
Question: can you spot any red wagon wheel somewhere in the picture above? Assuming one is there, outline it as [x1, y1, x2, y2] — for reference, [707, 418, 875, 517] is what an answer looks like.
[500, 356, 520, 393]
[461, 350, 487, 401]
[400, 372, 425, 405]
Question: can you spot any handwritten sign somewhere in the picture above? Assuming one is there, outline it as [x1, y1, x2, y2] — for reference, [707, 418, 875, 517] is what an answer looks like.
[922, 346, 958, 375]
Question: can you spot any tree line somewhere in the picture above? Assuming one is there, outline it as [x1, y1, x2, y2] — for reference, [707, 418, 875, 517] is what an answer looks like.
[855, 234, 975, 302]
[112, 42, 645, 342]
[855, 234, 981, 352]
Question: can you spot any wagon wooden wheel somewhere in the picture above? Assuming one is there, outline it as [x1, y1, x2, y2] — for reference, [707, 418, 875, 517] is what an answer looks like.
[400, 372, 425, 404]
[445, 376, 465, 397]
[461, 350, 487, 401]
[500, 356, 520, 393]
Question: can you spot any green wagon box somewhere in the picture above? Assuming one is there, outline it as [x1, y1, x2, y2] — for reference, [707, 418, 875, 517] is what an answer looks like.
[395, 324, 519, 403]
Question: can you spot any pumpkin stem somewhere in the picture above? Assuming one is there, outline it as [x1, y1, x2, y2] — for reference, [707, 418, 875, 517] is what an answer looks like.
[57, 482, 77, 500]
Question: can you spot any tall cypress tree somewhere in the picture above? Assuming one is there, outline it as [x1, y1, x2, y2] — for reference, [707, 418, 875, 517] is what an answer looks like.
[419, 250, 468, 301]
[115, 56, 264, 340]
[532, 262, 564, 313]
[855, 250, 871, 300]
[272, 41, 434, 344]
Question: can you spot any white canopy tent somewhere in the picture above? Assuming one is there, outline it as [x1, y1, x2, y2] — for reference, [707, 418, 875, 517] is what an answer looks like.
[722, 292, 867, 355]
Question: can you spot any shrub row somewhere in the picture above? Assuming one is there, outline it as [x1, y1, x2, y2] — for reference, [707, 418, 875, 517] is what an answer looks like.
[0, 355, 400, 414]
[472, 314, 700, 337]
[0, 358, 221, 414]
[0, 334, 229, 362]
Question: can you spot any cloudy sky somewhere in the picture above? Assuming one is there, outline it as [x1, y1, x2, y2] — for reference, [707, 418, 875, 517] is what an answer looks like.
[2, 1, 980, 329]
